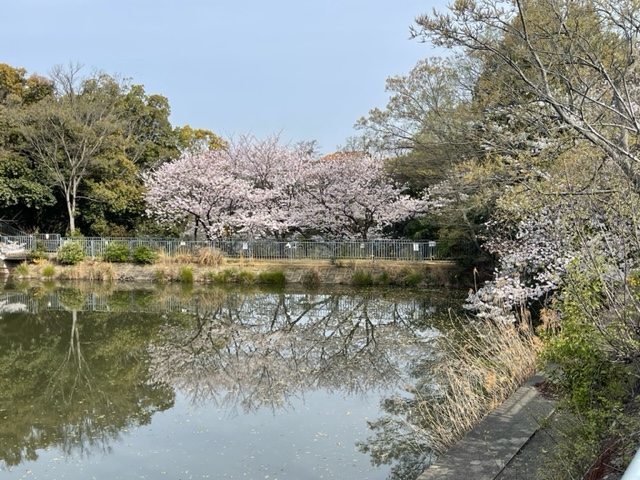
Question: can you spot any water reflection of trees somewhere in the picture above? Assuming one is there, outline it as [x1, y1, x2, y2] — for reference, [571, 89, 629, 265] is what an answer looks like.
[0, 303, 174, 469]
[0, 284, 462, 477]
[148, 290, 441, 413]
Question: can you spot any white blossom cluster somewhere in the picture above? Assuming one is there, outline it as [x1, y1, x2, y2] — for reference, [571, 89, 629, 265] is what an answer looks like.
[465, 188, 640, 321]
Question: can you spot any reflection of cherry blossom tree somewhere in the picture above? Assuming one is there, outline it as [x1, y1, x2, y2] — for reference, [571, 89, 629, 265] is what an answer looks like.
[148, 291, 441, 413]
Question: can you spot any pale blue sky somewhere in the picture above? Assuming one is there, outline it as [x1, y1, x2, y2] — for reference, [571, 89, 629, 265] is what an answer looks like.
[2, 1, 447, 153]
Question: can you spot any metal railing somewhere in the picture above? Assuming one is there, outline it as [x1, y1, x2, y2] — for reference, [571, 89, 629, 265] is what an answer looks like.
[0, 235, 473, 261]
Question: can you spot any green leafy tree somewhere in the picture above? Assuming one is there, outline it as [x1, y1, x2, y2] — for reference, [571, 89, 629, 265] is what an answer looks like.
[0, 61, 227, 235]
[174, 124, 226, 154]
[0, 64, 56, 228]
[13, 64, 126, 234]
[412, 0, 640, 191]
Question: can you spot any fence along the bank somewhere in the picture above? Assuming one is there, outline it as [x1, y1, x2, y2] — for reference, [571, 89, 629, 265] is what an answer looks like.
[0, 236, 472, 261]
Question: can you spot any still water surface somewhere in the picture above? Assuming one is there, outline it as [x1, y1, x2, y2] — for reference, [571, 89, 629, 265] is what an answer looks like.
[0, 283, 464, 480]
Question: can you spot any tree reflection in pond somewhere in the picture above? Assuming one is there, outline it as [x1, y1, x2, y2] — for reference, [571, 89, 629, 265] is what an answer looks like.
[149, 290, 441, 413]
[0, 284, 463, 479]
[0, 293, 175, 468]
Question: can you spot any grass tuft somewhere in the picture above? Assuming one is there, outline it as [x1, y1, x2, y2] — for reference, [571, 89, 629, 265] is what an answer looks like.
[258, 270, 286, 286]
[196, 247, 225, 267]
[42, 263, 56, 278]
[179, 267, 194, 283]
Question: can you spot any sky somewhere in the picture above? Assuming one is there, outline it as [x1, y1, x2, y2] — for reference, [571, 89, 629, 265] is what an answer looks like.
[2, 0, 448, 154]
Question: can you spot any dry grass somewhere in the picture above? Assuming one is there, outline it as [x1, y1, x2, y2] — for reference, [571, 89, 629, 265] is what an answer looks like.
[57, 261, 117, 282]
[155, 247, 225, 267]
[413, 317, 540, 456]
[196, 247, 225, 267]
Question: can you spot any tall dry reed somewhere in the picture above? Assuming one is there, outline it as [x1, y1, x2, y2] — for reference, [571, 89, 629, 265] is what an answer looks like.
[413, 317, 539, 456]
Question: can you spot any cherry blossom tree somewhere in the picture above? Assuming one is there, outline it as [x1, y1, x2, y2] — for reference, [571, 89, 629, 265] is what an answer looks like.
[143, 150, 254, 239]
[227, 134, 312, 238]
[144, 135, 313, 239]
[300, 152, 427, 239]
[144, 137, 427, 240]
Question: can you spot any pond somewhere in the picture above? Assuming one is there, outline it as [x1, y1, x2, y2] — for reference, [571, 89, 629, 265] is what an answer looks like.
[0, 282, 465, 480]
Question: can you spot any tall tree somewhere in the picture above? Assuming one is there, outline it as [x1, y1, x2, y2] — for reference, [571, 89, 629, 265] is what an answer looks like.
[412, 0, 640, 190]
[13, 65, 125, 234]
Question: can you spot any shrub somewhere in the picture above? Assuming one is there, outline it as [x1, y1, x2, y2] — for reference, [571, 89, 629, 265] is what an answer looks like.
[103, 242, 131, 263]
[133, 245, 158, 264]
[42, 263, 55, 278]
[538, 265, 637, 478]
[57, 241, 85, 265]
[352, 270, 373, 286]
[30, 241, 48, 264]
[258, 270, 286, 286]
[179, 267, 194, 283]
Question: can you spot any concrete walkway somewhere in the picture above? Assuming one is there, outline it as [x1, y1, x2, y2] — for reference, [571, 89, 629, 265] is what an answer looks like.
[418, 373, 556, 480]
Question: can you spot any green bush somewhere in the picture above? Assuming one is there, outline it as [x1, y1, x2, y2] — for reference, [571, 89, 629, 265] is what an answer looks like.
[57, 241, 85, 265]
[103, 242, 131, 263]
[179, 267, 194, 283]
[352, 270, 373, 286]
[258, 270, 286, 286]
[42, 263, 55, 278]
[30, 241, 48, 263]
[133, 245, 158, 264]
[542, 266, 632, 415]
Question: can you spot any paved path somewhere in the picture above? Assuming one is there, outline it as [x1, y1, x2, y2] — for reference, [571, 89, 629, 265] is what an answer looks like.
[418, 373, 556, 480]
